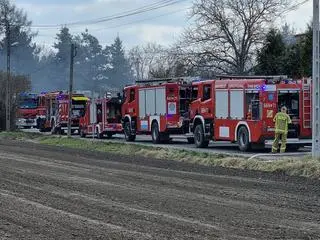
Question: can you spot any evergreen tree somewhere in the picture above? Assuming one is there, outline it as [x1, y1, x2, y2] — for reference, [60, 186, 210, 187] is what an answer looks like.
[52, 27, 74, 90]
[282, 44, 303, 78]
[0, 0, 38, 78]
[300, 25, 312, 77]
[256, 29, 286, 75]
[106, 36, 132, 87]
[74, 29, 106, 91]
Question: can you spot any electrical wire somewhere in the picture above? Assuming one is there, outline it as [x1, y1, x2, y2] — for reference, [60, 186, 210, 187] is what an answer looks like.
[35, 7, 190, 37]
[282, 0, 310, 14]
[30, 0, 188, 29]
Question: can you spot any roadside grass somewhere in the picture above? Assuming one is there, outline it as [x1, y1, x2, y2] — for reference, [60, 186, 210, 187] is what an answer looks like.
[0, 131, 319, 179]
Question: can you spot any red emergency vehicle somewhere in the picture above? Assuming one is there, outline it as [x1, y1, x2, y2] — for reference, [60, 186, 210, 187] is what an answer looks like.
[79, 96, 123, 138]
[188, 76, 312, 151]
[38, 91, 88, 134]
[16, 93, 46, 129]
[122, 78, 194, 143]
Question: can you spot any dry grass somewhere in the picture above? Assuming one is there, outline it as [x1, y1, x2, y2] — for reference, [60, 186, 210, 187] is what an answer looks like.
[1, 131, 319, 179]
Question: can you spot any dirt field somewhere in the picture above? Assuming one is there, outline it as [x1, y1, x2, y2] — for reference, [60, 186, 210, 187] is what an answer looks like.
[0, 140, 319, 240]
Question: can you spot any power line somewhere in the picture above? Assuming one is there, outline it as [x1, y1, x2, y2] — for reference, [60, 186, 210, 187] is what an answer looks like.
[282, 0, 310, 14]
[35, 7, 190, 37]
[30, 0, 188, 29]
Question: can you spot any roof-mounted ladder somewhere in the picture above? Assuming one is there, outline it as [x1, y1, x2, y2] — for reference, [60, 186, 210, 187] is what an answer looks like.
[216, 75, 288, 80]
[136, 77, 198, 86]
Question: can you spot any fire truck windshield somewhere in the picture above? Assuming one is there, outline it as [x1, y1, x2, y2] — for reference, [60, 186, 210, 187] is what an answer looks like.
[71, 102, 86, 117]
[18, 98, 38, 109]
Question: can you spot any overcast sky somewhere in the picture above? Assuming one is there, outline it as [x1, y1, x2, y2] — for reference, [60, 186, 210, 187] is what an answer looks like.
[13, 0, 313, 50]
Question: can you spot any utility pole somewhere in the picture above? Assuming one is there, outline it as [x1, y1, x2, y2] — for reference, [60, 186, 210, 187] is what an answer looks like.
[5, 19, 11, 131]
[313, 0, 320, 158]
[68, 43, 77, 138]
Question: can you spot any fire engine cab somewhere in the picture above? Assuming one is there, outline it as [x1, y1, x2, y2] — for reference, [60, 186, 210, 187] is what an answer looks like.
[79, 95, 123, 138]
[16, 93, 45, 129]
[122, 78, 194, 143]
[189, 76, 312, 151]
[38, 91, 88, 134]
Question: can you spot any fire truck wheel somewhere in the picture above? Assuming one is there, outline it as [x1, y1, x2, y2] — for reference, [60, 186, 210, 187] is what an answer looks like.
[194, 124, 209, 148]
[237, 126, 251, 152]
[124, 122, 136, 142]
[151, 122, 161, 144]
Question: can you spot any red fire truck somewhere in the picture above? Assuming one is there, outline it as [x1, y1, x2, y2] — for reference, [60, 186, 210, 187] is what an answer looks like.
[16, 93, 46, 129]
[38, 91, 88, 134]
[188, 76, 312, 151]
[79, 96, 123, 138]
[122, 78, 194, 143]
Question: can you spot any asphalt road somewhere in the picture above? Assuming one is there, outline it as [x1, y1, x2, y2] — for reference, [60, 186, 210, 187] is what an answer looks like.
[0, 140, 319, 239]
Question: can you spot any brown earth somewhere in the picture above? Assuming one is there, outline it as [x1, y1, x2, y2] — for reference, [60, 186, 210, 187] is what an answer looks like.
[0, 140, 319, 240]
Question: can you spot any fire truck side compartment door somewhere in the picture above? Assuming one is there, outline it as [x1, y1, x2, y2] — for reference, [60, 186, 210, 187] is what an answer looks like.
[215, 90, 228, 118]
[146, 89, 156, 115]
[155, 87, 166, 115]
[90, 102, 96, 124]
[230, 90, 244, 119]
[139, 89, 146, 117]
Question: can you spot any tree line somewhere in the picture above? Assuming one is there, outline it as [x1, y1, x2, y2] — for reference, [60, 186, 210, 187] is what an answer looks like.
[0, 0, 314, 95]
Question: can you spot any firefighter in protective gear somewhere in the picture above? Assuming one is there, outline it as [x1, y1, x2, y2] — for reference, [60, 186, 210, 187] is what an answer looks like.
[272, 106, 292, 153]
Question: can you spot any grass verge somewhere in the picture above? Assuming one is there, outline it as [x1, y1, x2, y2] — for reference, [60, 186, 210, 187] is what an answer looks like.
[0, 131, 319, 179]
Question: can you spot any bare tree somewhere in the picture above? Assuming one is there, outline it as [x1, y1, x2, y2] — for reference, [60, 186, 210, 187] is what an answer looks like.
[129, 43, 192, 80]
[129, 43, 164, 80]
[0, 72, 31, 130]
[183, 0, 296, 74]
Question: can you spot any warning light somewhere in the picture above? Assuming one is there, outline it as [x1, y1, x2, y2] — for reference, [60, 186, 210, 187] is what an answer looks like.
[256, 84, 267, 92]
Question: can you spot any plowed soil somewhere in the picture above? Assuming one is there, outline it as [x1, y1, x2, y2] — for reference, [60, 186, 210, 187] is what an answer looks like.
[0, 140, 319, 240]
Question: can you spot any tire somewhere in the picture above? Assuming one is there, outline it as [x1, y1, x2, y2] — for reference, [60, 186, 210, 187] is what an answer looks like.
[151, 121, 161, 144]
[124, 121, 136, 142]
[80, 128, 86, 138]
[187, 137, 195, 144]
[237, 126, 251, 152]
[194, 124, 209, 148]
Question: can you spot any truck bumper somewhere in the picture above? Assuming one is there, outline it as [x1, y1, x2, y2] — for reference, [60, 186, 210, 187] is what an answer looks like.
[61, 126, 79, 131]
[16, 118, 37, 128]
[265, 138, 312, 146]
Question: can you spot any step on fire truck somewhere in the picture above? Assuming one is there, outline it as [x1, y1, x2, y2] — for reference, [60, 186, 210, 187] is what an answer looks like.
[122, 77, 194, 143]
[38, 91, 88, 134]
[79, 95, 123, 138]
[188, 76, 312, 151]
[16, 93, 46, 129]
